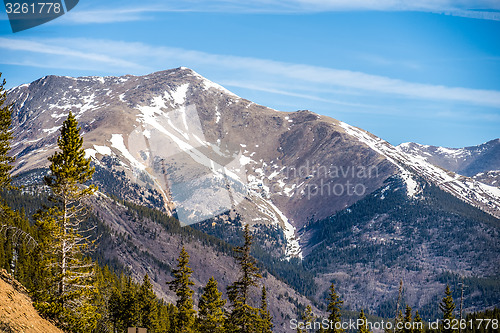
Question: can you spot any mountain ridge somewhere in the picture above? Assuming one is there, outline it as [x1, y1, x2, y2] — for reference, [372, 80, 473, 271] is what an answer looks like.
[397, 139, 500, 187]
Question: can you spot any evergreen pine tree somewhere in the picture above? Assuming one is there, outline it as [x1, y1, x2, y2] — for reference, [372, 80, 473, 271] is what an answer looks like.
[402, 305, 412, 333]
[138, 274, 160, 332]
[198, 276, 226, 333]
[259, 285, 273, 333]
[413, 311, 425, 333]
[0, 73, 14, 190]
[122, 276, 139, 329]
[395, 310, 404, 333]
[357, 309, 372, 333]
[168, 246, 196, 333]
[93, 265, 116, 333]
[439, 285, 457, 333]
[227, 224, 262, 333]
[157, 301, 174, 333]
[34, 111, 98, 332]
[325, 283, 343, 333]
[109, 286, 124, 331]
[0, 76, 38, 294]
[297, 305, 316, 333]
[0, 72, 16, 279]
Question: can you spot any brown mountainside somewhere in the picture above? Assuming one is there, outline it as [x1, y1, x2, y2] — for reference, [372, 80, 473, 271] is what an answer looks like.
[0, 269, 63, 333]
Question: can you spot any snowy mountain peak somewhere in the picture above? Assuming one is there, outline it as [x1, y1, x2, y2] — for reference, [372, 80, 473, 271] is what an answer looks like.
[397, 139, 500, 187]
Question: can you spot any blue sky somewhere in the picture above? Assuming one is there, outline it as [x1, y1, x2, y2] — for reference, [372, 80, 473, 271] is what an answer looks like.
[1, 0, 499, 147]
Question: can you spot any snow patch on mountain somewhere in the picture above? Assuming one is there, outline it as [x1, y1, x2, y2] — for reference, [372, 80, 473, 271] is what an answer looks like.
[42, 126, 60, 135]
[400, 170, 419, 197]
[94, 145, 112, 156]
[268, 200, 302, 260]
[171, 84, 190, 106]
[110, 134, 146, 171]
[215, 107, 221, 124]
[187, 69, 240, 99]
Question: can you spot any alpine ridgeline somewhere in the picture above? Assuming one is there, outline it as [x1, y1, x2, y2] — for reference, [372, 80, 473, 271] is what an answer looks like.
[6, 68, 500, 325]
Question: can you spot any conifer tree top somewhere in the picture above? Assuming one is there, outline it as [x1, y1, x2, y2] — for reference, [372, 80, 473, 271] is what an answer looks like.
[46, 111, 94, 188]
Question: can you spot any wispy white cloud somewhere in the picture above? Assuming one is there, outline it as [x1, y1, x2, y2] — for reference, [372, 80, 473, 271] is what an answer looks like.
[60, 5, 197, 24]
[1, 37, 499, 110]
[0, 37, 146, 71]
[220, 80, 377, 108]
[54, 0, 500, 23]
[61, 8, 151, 24]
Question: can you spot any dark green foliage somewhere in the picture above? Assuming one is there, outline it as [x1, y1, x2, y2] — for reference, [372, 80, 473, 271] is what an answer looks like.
[297, 305, 316, 333]
[33, 112, 99, 332]
[326, 283, 344, 333]
[403, 305, 412, 333]
[138, 274, 160, 332]
[259, 286, 273, 333]
[227, 224, 263, 333]
[194, 217, 318, 297]
[440, 285, 457, 333]
[464, 308, 500, 333]
[198, 276, 227, 333]
[102, 271, 172, 333]
[304, 177, 500, 319]
[357, 309, 371, 333]
[168, 247, 196, 333]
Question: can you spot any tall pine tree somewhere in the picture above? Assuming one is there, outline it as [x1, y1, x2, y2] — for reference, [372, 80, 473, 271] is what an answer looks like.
[227, 224, 262, 333]
[109, 286, 124, 331]
[259, 285, 273, 333]
[0, 72, 16, 274]
[413, 311, 425, 333]
[439, 285, 457, 333]
[357, 309, 372, 333]
[402, 305, 412, 333]
[138, 274, 160, 332]
[168, 246, 196, 333]
[34, 111, 98, 332]
[325, 283, 344, 333]
[198, 276, 227, 333]
[297, 305, 316, 333]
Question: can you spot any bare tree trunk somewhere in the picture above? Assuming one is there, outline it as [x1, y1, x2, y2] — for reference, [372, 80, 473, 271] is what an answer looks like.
[59, 193, 68, 302]
[394, 279, 403, 333]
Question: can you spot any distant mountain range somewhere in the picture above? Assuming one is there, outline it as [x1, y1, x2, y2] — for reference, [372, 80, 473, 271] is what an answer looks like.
[398, 140, 500, 187]
[6, 68, 500, 328]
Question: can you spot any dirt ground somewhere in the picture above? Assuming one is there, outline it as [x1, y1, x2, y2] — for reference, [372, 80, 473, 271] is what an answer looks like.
[0, 269, 63, 333]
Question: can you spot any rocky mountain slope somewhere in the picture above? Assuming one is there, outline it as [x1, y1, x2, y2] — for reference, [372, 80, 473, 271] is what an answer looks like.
[398, 139, 500, 187]
[5, 68, 500, 320]
[0, 269, 63, 333]
[7, 68, 500, 255]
